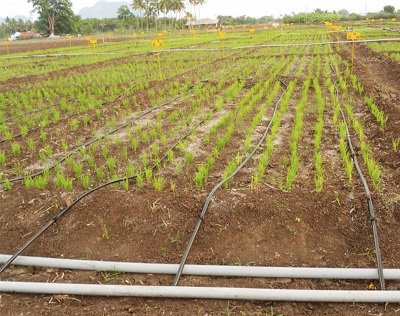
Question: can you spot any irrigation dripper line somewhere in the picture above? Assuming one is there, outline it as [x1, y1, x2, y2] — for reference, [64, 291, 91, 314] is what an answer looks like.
[0, 104, 221, 276]
[338, 104, 386, 291]
[330, 62, 385, 290]
[171, 79, 289, 286]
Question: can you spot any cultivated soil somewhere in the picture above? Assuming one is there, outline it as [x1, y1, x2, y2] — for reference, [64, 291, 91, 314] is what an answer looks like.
[0, 36, 399, 315]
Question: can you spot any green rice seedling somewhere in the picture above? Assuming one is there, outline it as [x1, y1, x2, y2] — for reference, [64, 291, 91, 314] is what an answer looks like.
[392, 138, 400, 152]
[87, 155, 95, 168]
[95, 166, 105, 179]
[314, 152, 324, 192]
[136, 172, 143, 188]
[61, 141, 68, 152]
[34, 170, 50, 189]
[194, 164, 208, 189]
[20, 125, 29, 137]
[222, 154, 242, 189]
[24, 176, 34, 188]
[81, 174, 91, 189]
[141, 152, 149, 167]
[153, 176, 164, 192]
[126, 163, 135, 177]
[121, 179, 129, 191]
[122, 147, 128, 160]
[130, 137, 138, 152]
[11, 142, 21, 157]
[55, 173, 73, 191]
[65, 156, 74, 168]
[82, 115, 90, 127]
[185, 151, 193, 164]
[145, 168, 153, 182]
[52, 109, 60, 122]
[40, 130, 47, 142]
[14, 161, 23, 175]
[73, 163, 83, 178]
[364, 96, 388, 130]
[106, 157, 116, 172]
[101, 146, 109, 158]
[338, 122, 354, 183]
[70, 119, 79, 130]
[114, 137, 122, 148]
[27, 138, 36, 151]
[166, 149, 174, 162]
[3, 179, 12, 191]
[0, 151, 5, 165]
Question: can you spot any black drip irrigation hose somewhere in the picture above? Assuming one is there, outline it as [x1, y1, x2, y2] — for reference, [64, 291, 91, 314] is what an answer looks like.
[339, 106, 385, 291]
[171, 79, 289, 286]
[0, 106, 218, 276]
[330, 62, 385, 290]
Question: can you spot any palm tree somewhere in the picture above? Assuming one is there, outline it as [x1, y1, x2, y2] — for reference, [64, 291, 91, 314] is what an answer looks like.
[170, 0, 185, 29]
[189, 0, 205, 31]
[158, 0, 172, 30]
[132, 0, 146, 31]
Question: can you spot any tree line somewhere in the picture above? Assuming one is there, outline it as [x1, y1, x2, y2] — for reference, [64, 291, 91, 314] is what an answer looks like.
[1, 1, 399, 38]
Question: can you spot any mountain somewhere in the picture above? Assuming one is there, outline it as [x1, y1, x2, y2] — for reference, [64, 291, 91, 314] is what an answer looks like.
[78, 1, 127, 19]
[0, 15, 31, 23]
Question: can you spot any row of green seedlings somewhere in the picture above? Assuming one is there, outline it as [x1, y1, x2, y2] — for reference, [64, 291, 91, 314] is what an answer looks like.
[0, 48, 226, 135]
[222, 81, 282, 188]
[0, 50, 212, 116]
[217, 56, 298, 188]
[342, 59, 388, 130]
[326, 78, 354, 184]
[0, 55, 210, 142]
[251, 81, 297, 187]
[192, 56, 294, 189]
[0, 47, 266, 189]
[332, 57, 383, 188]
[0, 50, 260, 184]
[193, 81, 269, 189]
[312, 78, 325, 192]
[343, 97, 382, 189]
[8, 79, 231, 192]
[0, 81, 192, 180]
[285, 79, 311, 191]
[1, 52, 242, 170]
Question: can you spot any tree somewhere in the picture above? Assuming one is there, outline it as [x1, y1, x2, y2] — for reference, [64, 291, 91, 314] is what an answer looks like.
[383, 5, 395, 14]
[189, 0, 205, 30]
[170, 0, 185, 29]
[132, 0, 146, 31]
[28, 0, 74, 35]
[118, 5, 134, 29]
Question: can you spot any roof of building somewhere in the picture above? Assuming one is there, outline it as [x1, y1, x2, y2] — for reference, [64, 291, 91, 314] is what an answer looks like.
[186, 18, 219, 26]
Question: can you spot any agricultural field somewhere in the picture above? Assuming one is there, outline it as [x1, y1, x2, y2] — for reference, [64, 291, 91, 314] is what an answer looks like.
[0, 25, 400, 315]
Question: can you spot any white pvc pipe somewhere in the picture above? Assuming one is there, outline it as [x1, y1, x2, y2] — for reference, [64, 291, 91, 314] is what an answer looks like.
[1, 254, 400, 280]
[0, 282, 399, 302]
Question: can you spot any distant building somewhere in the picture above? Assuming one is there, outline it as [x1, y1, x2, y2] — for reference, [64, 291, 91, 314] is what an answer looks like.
[8, 31, 38, 41]
[185, 18, 220, 28]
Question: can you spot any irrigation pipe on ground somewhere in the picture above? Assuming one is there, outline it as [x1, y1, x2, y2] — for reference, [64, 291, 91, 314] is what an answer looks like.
[0, 282, 399, 302]
[1, 254, 400, 280]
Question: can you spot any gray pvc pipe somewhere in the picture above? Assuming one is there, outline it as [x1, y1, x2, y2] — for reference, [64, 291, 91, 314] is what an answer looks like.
[0, 282, 399, 302]
[1, 255, 400, 280]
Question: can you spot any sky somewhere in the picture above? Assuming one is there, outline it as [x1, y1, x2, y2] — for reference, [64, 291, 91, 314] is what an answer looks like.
[0, 0, 398, 19]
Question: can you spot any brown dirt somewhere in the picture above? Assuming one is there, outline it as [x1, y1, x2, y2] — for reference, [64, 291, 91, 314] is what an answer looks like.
[0, 38, 399, 315]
